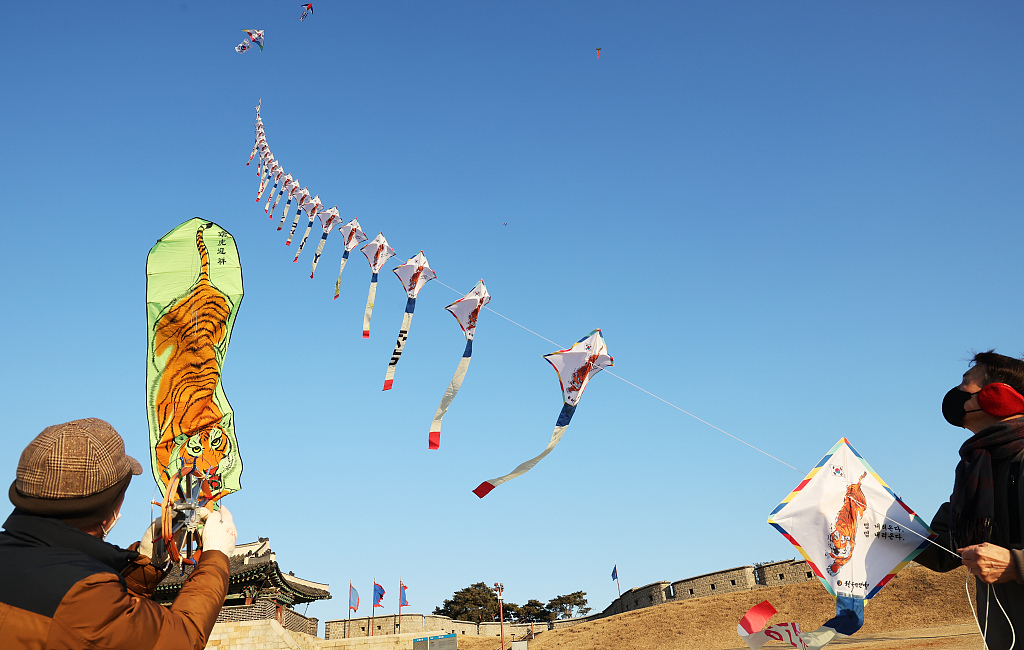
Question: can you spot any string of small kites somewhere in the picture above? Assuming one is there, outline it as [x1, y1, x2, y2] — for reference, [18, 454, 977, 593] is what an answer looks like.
[247, 100, 613, 497]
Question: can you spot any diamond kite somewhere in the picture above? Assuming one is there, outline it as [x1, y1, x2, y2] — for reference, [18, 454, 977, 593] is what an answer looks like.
[382, 251, 436, 391]
[360, 233, 396, 338]
[429, 280, 489, 449]
[333, 218, 368, 299]
[473, 329, 612, 497]
[766, 438, 934, 646]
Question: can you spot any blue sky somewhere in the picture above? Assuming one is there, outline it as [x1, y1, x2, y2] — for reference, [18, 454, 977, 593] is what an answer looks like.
[1, 0, 1022, 629]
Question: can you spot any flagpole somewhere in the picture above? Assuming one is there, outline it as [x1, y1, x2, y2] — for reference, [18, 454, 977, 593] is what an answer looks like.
[347, 581, 352, 638]
[370, 579, 375, 636]
[615, 563, 621, 598]
[398, 579, 403, 635]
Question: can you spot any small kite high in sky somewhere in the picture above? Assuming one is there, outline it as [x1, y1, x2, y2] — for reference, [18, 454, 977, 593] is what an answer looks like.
[382, 251, 436, 391]
[596, 47, 601, 59]
[473, 329, 612, 497]
[429, 280, 489, 449]
[309, 206, 341, 278]
[333, 218, 368, 299]
[300, 3, 313, 21]
[765, 438, 934, 647]
[237, 29, 264, 53]
[360, 233, 396, 338]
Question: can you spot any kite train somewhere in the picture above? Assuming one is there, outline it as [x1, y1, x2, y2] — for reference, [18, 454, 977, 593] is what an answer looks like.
[145, 218, 244, 564]
[383, 252, 436, 391]
[761, 438, 934, 647]
[473, 329, 612, 497]
[429, 280, 490, 449]
[236, 29, 264, 53]
[360, 233, 396, 338]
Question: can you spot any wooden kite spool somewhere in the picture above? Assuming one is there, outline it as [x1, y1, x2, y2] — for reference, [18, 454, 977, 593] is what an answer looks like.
[160, 466, 222, 565]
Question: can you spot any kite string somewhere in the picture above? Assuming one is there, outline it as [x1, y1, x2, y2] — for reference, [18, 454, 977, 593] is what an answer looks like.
[435, 279, 800, 471]
[433, 280, 961, 557]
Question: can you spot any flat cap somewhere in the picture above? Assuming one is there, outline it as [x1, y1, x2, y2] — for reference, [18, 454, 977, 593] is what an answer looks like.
[10, 418, 143, 517]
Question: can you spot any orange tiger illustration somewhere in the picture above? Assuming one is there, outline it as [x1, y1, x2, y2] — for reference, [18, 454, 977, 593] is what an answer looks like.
[827, 471, 868, 575]
[407, 265, 424, 294]
[566, 355, 598, 400]
[152, 226, 232, 491]
[466, 302, 483, 333]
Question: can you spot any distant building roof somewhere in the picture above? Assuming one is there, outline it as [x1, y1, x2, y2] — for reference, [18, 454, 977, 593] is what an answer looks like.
[155, 537, 331, 606]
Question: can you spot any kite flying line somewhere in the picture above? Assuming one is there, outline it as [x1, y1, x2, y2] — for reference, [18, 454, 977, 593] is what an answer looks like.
[432, 278, 959, 558]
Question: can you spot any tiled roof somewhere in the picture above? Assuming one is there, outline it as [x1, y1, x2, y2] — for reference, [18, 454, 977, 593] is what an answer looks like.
[155, 537, 331, 603]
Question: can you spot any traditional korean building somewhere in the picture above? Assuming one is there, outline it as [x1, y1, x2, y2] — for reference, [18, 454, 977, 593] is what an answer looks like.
[155, 537, 331, 636]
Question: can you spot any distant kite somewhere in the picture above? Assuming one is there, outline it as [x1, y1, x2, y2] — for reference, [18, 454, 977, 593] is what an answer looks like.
[382, 252, 436, 391]
[237, 29, 264, 53]
[596, 48, 601, 59]
[309, 207, 342, 278]
[360, 233, 397, 338]
[333, 218, 369, 299]
[429, 280, 489, 449]
[300, 4, 313, 21]
[473, 329, 612, 497]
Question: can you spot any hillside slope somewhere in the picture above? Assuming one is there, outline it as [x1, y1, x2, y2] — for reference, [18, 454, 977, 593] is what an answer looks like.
[456, 565, 980, 650]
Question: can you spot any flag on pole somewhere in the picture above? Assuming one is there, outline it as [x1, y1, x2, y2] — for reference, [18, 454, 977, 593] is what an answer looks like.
[349, 584, 359, 611]
[611, 565, 618, 581]
[400, 582, 409, 607]
[373, 582, 386, 607]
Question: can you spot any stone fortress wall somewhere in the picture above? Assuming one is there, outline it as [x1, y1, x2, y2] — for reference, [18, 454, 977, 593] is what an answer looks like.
[324, 559, 815, 640]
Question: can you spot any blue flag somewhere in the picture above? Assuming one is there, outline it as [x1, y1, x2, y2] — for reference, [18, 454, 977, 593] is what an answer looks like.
[400, 582, 409, 607]
[373, 582, 386, 607]
[349, 584, 359, 612]
[611, 565, 618, 581]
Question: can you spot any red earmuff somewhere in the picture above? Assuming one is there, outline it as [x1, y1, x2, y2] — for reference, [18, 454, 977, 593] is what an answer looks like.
[978, 383, 1024, 418]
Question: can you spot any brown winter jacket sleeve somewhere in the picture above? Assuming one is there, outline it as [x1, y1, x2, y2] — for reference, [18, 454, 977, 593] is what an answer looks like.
[46, 549, 229, 650]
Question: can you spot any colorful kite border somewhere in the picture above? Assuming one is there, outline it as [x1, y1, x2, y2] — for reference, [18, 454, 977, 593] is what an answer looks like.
[767, 437, 935, 599]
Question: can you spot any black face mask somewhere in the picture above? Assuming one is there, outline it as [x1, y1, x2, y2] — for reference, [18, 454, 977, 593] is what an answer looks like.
[942, 386, 982, 427]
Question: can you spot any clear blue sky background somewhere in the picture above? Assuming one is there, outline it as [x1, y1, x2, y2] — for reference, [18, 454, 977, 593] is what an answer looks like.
[1, 0, 1022, 630]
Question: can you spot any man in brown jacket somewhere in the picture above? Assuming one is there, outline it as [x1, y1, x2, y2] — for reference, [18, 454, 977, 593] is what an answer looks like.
[0, 418, 237, 649]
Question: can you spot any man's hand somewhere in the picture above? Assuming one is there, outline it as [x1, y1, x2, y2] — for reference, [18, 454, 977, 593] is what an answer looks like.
[138, 517, 170, 569]
[959, 543, 1019, 583]
[198, 505, 238, 556]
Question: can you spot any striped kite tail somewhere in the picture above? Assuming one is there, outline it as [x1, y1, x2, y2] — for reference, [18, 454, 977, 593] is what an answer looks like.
[382, 299, 416, 391]
[362, 273, 378, 338]
[334, 250, 350, 300]
[473, 403, 576, 497]
[429, 340, 473, 449]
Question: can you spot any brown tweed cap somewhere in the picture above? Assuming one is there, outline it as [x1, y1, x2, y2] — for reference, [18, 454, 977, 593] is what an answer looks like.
[9, 418, 144, 517]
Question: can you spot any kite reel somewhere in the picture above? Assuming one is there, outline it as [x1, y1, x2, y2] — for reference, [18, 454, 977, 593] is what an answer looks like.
[160, 465, 222, 565]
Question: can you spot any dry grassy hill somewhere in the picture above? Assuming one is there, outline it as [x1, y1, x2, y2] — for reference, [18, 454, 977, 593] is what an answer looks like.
[455, 565, 981, 650]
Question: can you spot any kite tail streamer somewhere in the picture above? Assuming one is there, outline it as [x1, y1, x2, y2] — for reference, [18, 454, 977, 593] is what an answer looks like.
[269, 186, 286, 217]
[473, 403, 576, 498]
[383, 299, 416, 391]
[310, 232, 330, 278]
[334, 250, 351, 300]
[429, 340, 473, 449]
[286, 207, 304, 245]
[293, 213, 316, 260]
[257, 170, 269, 202]
[247, 141, 258, 166]
[277, 197, 294, 230]
[363, 273, 378, 338]
[263, 179, 280, 213]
